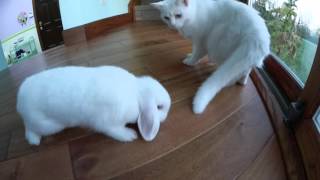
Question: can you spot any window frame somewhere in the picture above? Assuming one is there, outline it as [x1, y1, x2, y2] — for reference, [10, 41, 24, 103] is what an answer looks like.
[314, 107, 320, 131]
[294, 40, 320, 180]
[252, 38, 320, 180]
[263, 54, 303, 102]
[246, 0, 320, 179]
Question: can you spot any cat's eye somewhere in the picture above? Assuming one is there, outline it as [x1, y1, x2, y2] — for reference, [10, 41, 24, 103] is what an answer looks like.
[164, 16, 170, 21]
[175, 14, 182, 18]
[157, 105, 164, 110]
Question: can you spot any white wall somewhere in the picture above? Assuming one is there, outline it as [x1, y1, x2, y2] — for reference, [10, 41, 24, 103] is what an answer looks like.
[59, 0, 130, 30]
[0, 0, 35, 40]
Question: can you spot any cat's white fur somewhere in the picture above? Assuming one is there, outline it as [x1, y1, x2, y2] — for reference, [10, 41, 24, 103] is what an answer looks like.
[152, 0, 270, 114]
[17, 66, 171, 145]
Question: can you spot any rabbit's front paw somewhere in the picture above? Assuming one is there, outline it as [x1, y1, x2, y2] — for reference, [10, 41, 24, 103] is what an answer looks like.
[120, 128, 138, 142]
[26, 130, 41, 145]
[108, 127, 138, 142]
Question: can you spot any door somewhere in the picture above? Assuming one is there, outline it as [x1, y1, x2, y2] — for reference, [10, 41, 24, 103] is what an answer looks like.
[34, 0, 64, 50]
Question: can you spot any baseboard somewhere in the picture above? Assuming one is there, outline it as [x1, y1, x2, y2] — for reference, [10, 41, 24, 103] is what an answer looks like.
[62, 26, 86, 46]
[62, 0, 136, 46]
[135, 5, 160, 21]
[85, 13, 133, 40]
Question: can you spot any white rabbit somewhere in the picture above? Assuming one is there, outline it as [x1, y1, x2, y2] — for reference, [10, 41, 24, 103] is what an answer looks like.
[16, 66, 171, 145]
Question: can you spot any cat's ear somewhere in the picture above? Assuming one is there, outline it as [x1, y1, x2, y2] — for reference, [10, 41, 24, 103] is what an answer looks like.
[151, 1, 164, 10]
[183, 0, 188, 6]
[176, 0, 189, 6]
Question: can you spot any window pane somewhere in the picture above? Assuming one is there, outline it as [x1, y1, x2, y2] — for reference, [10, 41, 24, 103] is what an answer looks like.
[250, 0, 319, 83]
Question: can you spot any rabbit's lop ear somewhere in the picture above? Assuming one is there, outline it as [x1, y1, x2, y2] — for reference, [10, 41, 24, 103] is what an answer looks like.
[138, 98, 160, 141]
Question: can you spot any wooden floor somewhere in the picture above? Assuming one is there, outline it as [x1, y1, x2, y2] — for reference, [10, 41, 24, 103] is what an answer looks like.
[0, 21, 287, 180]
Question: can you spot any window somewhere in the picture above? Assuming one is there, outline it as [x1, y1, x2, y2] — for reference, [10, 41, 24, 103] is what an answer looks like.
[247, 1, 320, 178]
[250, 0, 319, 83]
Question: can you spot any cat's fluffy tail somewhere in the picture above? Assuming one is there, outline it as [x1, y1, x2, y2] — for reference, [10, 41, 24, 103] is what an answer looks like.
[192, 41, 268, 114]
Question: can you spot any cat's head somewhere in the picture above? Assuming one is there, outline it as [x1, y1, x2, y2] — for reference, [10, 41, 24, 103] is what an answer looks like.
[151, 0, 192, 30]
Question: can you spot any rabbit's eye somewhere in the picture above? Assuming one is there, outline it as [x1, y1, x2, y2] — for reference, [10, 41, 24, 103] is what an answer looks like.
[157, 105, 164, 110]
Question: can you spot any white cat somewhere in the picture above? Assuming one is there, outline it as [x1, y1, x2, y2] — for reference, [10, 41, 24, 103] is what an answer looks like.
[151, 0, 270, 114]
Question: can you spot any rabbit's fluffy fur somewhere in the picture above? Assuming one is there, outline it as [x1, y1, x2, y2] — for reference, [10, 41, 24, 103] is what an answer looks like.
[17, 66, 171, 145]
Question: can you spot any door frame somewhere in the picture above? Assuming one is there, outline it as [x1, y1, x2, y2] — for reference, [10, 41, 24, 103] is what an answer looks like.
[32, 0, 64, 51]
[32, 0, 44, 50]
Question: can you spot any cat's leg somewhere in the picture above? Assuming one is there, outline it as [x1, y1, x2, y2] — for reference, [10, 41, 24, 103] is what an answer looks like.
[237, 69, 251, 85]
[193, 65, 250, 114]
[193, 45, 255, 114]
[183, 42, 206, 66]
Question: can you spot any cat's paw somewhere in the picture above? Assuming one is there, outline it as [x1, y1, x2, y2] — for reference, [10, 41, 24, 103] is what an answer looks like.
[237, 75, 249, 85]
[237, 78, 247, 86]
[183, 54, 198, 66]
